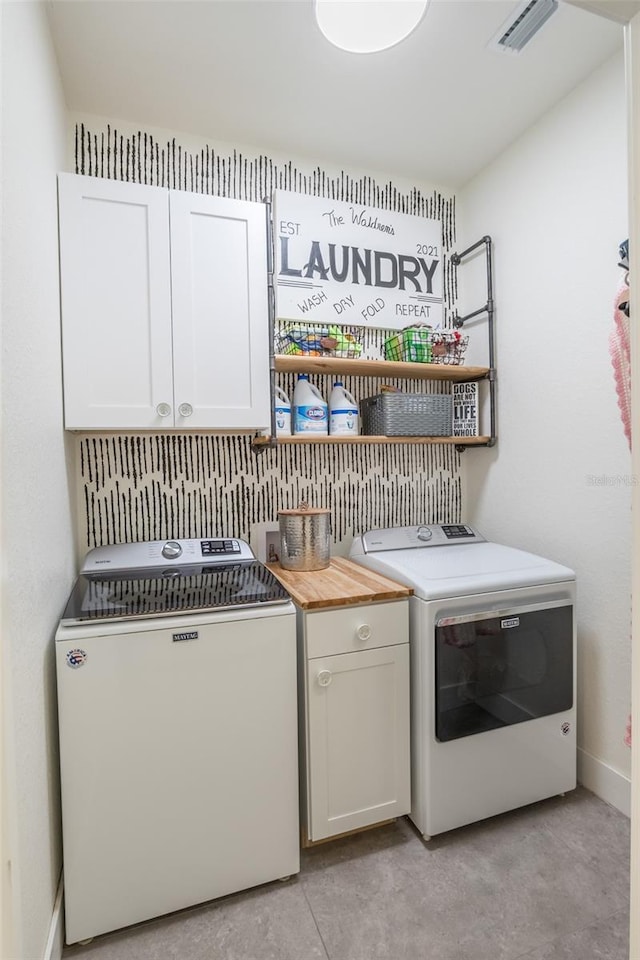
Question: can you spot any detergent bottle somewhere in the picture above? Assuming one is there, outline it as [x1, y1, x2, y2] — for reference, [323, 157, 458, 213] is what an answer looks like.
[329, 381, 359, 436]
[274, 386, 291, 436]
[292, 375, 328, 435]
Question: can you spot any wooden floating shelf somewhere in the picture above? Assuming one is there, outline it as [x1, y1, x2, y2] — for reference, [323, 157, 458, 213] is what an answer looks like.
[252, 435, 491, 448]
[274, 354, 490, 383]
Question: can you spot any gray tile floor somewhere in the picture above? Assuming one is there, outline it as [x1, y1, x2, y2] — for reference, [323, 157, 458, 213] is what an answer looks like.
[62, 787, 629, 960]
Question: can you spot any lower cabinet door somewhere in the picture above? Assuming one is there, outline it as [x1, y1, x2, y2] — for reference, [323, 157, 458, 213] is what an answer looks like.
[306, 644, 410, 842]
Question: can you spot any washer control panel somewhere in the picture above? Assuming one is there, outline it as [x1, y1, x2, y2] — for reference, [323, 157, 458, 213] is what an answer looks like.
[201, 539, 242, 556]
[81, 537, 254, 573]
[441, 524, 477, 540]
[359, 524, 483, 554]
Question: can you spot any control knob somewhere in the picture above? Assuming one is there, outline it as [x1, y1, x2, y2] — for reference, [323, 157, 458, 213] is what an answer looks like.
[416, 525, 433, 542]
[162, 540, 183, 560]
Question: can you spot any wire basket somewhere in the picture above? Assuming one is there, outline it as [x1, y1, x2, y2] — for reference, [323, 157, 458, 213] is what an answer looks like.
[360, 393, 453, 437]
[382, 326, 469, 366]
[429, 332, 469, 365]
[383, 326, 432, 363]
[275, 323, 363, 359]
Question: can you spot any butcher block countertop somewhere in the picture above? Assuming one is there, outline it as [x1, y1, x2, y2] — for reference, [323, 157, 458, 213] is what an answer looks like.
[267, 557, 412, 610]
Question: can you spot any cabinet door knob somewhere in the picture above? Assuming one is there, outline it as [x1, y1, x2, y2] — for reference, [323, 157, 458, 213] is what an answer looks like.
[356, 624, 372, 642]
[317, 669, 332, 688]
[178, 402, 193, 418]
[156, 402, 172, 418]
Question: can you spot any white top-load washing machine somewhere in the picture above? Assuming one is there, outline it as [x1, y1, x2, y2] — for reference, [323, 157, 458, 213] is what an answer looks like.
[56, 537, 299, 945]
[350, 524, 576, 839]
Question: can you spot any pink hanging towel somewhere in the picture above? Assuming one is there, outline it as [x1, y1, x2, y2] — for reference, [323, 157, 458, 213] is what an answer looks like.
[609, 281, 631, 450]
[609, 279, 632, 747]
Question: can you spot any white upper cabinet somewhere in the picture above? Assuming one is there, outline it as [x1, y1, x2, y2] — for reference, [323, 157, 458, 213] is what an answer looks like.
[58, 174, 270, 431]
[58, 174, 174, 430]
[169, 191, 270, 431]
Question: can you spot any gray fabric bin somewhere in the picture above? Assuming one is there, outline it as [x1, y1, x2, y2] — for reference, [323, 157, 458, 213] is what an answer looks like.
[360, 393, 452, 437]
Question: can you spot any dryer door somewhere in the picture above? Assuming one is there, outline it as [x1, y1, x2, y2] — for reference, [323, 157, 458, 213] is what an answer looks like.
[435, 599, 573, 743]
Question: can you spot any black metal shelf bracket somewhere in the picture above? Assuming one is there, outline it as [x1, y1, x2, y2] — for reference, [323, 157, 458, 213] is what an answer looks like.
[450, 235, 496, 448]
[254, 197, 279, 455]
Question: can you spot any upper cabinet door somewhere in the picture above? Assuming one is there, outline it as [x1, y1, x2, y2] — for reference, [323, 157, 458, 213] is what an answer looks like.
[169, 192, 270, 431]
[58, 174, 174, 430]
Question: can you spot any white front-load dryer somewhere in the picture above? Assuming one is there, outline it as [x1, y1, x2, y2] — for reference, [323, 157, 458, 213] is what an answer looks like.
[350, 524, 576, 839]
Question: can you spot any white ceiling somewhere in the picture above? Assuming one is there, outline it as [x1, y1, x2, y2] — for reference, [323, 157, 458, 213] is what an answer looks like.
[46, 0, 626, 187]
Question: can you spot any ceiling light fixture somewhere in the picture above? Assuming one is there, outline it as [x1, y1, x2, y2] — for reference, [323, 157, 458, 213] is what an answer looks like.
[314, 0, 430, 54]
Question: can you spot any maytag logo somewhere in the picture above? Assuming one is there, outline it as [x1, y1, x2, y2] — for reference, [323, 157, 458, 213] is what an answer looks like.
[501, 617, 520, 629]
[173, 631, 198, 643]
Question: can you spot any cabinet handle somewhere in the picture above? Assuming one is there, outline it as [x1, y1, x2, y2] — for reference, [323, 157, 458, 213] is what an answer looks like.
[356, 624, 372, 642]
[156, 403, 172, 418]
[317, 669, 332, 688]
[178, 402, 193, 418]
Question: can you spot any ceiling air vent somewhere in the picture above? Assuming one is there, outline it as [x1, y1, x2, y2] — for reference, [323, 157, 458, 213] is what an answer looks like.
[488, 0, 559, 54]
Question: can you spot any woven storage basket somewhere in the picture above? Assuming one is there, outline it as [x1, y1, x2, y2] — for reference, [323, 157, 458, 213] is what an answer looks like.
[360, 393, 453, 437]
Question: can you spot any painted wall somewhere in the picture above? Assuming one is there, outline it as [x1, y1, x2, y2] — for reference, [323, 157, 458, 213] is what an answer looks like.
[1, 4, 75, 958]
[461, 52, 632, 810]
[68, 117, 465, 557]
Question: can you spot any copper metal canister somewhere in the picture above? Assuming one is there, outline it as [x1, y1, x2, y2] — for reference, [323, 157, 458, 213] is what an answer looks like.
[278, 504, 331, 571]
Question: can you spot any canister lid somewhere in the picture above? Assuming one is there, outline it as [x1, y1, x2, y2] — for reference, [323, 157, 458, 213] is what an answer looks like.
[278, 506, 330, 516]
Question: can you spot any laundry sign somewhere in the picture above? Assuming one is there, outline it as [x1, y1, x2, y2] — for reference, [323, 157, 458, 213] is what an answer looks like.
[273, 189, 443, 331]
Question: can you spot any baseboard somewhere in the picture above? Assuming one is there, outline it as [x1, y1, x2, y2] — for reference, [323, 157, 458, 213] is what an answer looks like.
[577, 746, 631, 817]
[43, 873, 63, 960]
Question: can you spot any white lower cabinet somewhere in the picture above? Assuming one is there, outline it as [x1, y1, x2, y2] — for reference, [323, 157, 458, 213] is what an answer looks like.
[299, 601, 410, 843]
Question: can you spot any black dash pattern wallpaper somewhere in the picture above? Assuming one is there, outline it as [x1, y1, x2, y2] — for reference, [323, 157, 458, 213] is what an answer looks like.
[74, 121, 462, 552]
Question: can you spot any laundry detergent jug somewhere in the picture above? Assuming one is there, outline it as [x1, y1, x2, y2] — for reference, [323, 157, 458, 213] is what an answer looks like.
[293, 375, 328, 435]
[274, 386, 291, 436]
[329, 381, 359, 436]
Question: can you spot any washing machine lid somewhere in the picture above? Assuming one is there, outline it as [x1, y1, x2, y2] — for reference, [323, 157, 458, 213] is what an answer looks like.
[350, 526, 575, 600]
[59, 538, 291, 625]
